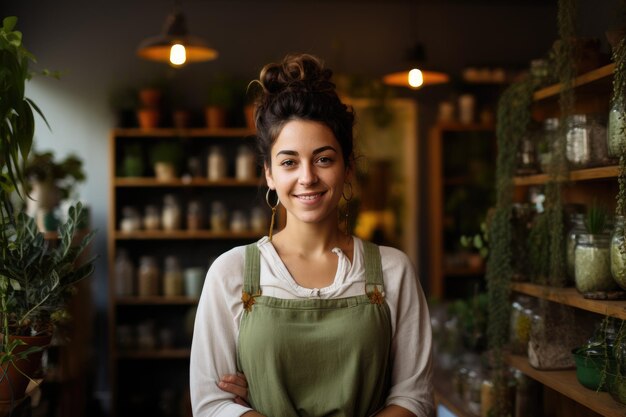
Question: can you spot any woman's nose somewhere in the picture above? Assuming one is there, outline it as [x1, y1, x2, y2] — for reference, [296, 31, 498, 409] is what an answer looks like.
[298, 164, 318, 185]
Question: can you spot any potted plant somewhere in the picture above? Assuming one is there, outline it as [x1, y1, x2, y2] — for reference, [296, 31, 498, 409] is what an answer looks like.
[23, 151, 86, 226]
[137, 78, 166, 129]
[205, 74, 238, 129]
[0, 16, 97, 403]
[150, 141, 184, 181]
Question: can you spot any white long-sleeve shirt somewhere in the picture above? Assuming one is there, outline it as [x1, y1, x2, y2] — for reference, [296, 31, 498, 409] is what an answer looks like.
[190, 236, 434, 417]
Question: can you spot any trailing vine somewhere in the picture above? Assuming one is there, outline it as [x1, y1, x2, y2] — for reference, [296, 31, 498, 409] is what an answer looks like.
[488, 77, 536, 416]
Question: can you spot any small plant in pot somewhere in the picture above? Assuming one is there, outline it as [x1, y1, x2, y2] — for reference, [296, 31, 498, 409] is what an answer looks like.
[205, 74, 238, 129]
[574, 202, 622, 299]
[0, 16, 97, 404]
[150, 141, 184, 181]
[23, 151, 86, 228]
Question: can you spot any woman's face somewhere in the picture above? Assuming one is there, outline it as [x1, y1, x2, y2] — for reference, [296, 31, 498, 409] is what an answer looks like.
[265, 119, 350, 227]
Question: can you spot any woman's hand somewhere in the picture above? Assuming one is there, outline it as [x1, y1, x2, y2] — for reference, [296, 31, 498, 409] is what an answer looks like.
[218, 372, 249, 406]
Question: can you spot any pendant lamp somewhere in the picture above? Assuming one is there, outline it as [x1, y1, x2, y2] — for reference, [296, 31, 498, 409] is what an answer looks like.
[383, 41, 449, 90]
[137, 0, 218, 67]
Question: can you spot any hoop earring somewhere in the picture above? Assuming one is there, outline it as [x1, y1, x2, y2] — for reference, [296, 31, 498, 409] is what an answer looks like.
[266, 188, 280, 241]
[342, 182, 353, 201]
[342, 182, 353, 236]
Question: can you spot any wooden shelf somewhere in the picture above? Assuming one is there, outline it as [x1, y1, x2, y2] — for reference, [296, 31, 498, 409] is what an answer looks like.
[513, 165, 619, 186]
[114, 177, 261, 187]
[444, 266, 486, 276]
[114, 230, 264, 240]
[533, 63, 615, 102]
[115, 296, 199, 305]
[511, 282, 626, 320]
[113, 127, 256, 138]
[508, 354, 626, 417]
[117, 348, 191, 359]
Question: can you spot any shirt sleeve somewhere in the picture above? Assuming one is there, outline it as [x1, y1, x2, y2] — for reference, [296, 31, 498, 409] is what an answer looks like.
[190, 246, 253, 417]
[380, 247, 434, 417]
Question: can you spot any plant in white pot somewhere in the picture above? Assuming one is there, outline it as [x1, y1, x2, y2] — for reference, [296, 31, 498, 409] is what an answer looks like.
[0, 16, 97, 404]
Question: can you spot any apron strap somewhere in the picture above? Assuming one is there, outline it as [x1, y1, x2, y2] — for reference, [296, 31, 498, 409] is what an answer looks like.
[242, 243, 262, 311]
[362, 241, 385, 304]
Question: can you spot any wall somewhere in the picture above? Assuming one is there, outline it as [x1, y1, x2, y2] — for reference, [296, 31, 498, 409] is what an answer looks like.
[5, 0, 560, 409]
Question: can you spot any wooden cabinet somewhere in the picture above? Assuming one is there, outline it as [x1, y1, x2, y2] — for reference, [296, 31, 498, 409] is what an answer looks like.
[509, 63, 624, 416]
[108, 127, 266, 416]
[426, 123, 496, 300]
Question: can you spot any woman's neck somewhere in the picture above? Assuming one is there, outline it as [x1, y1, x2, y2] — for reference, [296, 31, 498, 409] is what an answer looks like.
[272, 218, 351, 258]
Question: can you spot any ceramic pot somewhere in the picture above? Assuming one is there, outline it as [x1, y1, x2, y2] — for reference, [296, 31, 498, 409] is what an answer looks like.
[205, 106, 227, 129]
[153, 162, 176, 181]
[137, 109, 160, 129]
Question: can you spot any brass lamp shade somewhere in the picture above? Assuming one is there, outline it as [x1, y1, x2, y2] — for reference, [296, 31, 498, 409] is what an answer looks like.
[137, 8, 218, 65]
[383, 70, 449, 89]
[383, 41, 448, 89]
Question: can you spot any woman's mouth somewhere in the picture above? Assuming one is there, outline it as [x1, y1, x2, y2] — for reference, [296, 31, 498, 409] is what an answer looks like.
[294, 191, 326, 201]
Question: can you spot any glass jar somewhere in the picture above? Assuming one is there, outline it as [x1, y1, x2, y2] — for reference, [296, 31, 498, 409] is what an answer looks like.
[516, 133, 538, 175]
[509, 302, 532, 355]
[138, 256, 160, 297]
[566, 212, 586, 284]
[207, 145, 227, 181]
[114, 249, 135, 297]
[187, 200, 203, 231]
[236, 145, 256, 181]
[537, 117, 559, 173]
[575, 233, 618, 295]
[611, 215, 626, 290]
[120, 206, 141, 232]
[210, 201, 228, 232]
[566, 114, 592, 169]
[250, 206, 267, 233]
[230, 210, 248, 232]
[143, 205, 161, 231]
[163, 255, 183, 297]
[162, 194, 181, 231]
[184, 267, 205, 298]
[608, 98, 626, 160]
[588, 114, 610, 167]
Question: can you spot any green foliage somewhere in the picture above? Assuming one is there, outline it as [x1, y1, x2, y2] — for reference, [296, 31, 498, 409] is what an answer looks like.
[460, 221, 489, 259]
[24, 151, 85, 200]
[149, 141, 184, 166]
[585, 200, 609, 234]
[0, 202, 96, 336]
[206, 74, 245, 109]
[447, 291, 489, 352]
[527, 213, 551, 282]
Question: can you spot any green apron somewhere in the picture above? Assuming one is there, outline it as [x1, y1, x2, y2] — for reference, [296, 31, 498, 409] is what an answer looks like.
[237, 241, 392, 417]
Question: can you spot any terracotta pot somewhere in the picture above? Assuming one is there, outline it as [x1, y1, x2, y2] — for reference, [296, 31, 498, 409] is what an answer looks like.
[205, 106, 227, 129]
[139, 88, 162, 108]
[0, 333, 52, 402]
[172, 110, 191, 129]
[137, 109, 161, 129]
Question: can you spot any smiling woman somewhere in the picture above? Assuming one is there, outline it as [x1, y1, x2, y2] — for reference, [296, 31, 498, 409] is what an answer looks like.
[190, 54, 434, 417]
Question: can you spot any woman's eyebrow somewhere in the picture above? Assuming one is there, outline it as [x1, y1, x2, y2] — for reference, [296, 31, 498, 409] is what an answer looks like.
[275, 146, 336, 157]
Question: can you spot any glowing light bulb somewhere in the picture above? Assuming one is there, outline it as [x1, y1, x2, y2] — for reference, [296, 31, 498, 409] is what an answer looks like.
[408, 68, 424, 88]
[170, 44, 186, 66]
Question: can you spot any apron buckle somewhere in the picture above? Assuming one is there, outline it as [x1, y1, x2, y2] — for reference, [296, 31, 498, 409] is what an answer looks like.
[242, 290, 262, 312]
[365, 284, 385, 305]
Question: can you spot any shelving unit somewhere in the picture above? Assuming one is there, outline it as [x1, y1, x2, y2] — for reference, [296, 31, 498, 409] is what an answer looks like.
[108, 127, 266, 416]
[508, 63, 625, 416]
[427, 122, 496, 300]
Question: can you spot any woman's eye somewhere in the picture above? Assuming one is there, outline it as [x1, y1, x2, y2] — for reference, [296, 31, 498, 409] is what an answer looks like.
[317, 156, 333, 165]
[280, 159, 296, 167]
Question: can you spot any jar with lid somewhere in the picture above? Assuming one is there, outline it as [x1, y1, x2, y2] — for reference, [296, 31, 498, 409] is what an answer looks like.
[537, 117, 558, 173]
[575, 233, 619, 296]
[187, 200, 203, 231]
[120, 206, 141, 232]
[143, 205, 161, 231]
[163, 255, 183, 297]
[566, 114, 592, 169]
[607, 98, 626, 160]
[230, 210, 248, 232]
[138, 256, 160, 296]
[516, 133, 538, 175]
[210, 201, 228, 232]
[611, 215, 626, 290]
[250, 206, 267, 233]
[566, 212, 586, 284]
[114, 249, 135, 297]
[236, 145, 256, 181]
[161, 194, 181, 231]
[207, 145, 227, 181]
